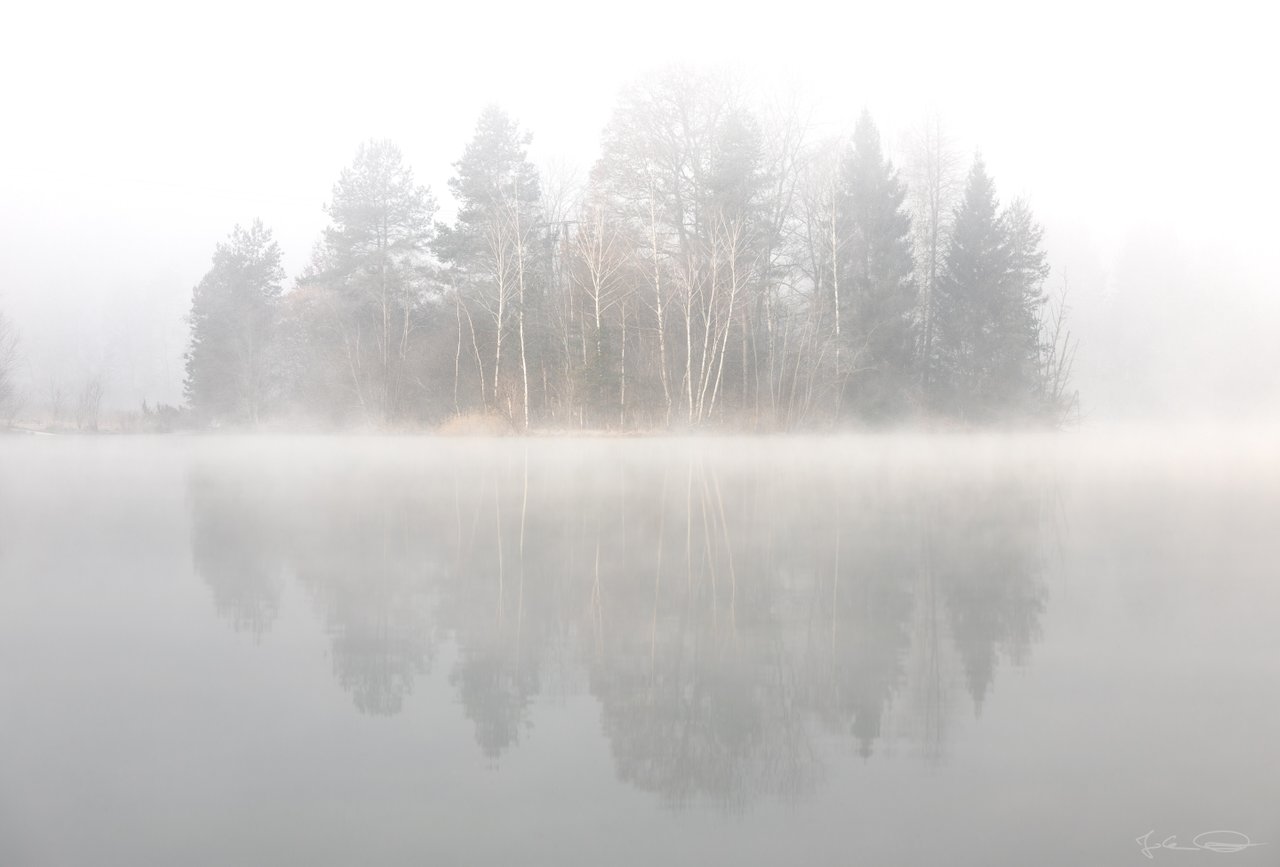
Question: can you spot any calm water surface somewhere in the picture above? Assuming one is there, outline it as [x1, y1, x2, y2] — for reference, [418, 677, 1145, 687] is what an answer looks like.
[1, 434, 1277, 866]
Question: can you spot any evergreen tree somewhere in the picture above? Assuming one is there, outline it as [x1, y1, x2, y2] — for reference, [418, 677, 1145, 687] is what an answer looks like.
[437, 107, 542, 269]
[999, 198, 1051, 416]
[930, 158, 1006, 419]
[930, 158, 1051, 421]
[436, 106, 544, 426]
[300, 139, 436, 423]
[185, 220, 284, 423]
[707, 108, 765, 222]
[836, 111, 917, 419]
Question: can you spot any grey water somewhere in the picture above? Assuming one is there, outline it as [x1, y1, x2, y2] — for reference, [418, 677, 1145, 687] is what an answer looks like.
[1, 434, 1277, 866]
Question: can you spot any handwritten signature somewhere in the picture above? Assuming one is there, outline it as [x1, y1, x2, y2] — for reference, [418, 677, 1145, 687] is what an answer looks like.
[1137, 830, 1267, 859]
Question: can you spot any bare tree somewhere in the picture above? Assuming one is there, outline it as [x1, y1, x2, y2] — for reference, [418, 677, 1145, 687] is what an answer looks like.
[789, 137, 849, 426]
[512, 180, 533, 431]
[0, 313, 20, 427]
[482, 207, 517, 415]
[746, 92, 809, 426]
[538, 161, 583, 425]
[905, 115, 962, 387]
[569, 202, 631, 426]
[48, 379, 65, 427]
[1039, 282, 1080, 424]
[76, 375, 105, 432]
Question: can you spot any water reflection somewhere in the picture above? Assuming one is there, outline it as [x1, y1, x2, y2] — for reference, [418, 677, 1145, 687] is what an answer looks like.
[292, 497, 436, 716]
[187, 471, 285, 639]
[186, 441, 1054, 805]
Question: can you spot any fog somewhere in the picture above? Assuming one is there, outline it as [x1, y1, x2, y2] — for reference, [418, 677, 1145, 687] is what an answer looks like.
[3, 434, 1278, 864]
[3, 7, 1278, 863]
[2, 0, 1277, 420]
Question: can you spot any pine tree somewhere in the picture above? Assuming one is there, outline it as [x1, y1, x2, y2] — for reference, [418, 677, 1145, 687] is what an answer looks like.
[707, 109, 765, 222]
[836, 111, 917, 419]
[185, 220, 284, 423]
[301, 140, 436, 423]
[436, 106, 543, 426]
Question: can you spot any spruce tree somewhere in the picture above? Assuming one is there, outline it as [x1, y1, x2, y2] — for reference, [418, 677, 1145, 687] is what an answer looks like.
[185, 220, 284, 424]
[930, 158, 1051, 421]
[998, 198, 1050, 417]
[836, 111, 917, 419]
[929, 157, 1006, 419]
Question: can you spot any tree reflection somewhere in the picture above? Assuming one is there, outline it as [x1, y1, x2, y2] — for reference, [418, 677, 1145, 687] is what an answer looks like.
[189, 459, 438, 713]
[289, 478, 437, 716]
[800, 489, 917, 759]
[185, 441, 1054, 805]
[187, 467, 284, 639]
[932, 479, 1048, 713]
[588, 458, 821, 808]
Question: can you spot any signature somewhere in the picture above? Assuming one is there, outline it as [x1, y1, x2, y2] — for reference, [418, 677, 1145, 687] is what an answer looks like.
[1137, 830, 1267, 859]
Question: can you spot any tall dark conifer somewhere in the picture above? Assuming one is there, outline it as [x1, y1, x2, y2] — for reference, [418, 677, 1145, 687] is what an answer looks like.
[185, 220, 284, 423]
[998, 198, 1051, 416]
[836, 111, 917, 419]
[931, 157, 1051, 421]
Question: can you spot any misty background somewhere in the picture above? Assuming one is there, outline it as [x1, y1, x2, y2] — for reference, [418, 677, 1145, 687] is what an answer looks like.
[2, 0, 1276, 421]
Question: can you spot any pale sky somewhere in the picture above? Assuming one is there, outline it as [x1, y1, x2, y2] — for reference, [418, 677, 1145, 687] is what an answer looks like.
[1, 0, 1276, 417]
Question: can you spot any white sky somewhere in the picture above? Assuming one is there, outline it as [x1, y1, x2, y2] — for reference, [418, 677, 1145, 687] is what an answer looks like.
[1, 0, 1276, 417]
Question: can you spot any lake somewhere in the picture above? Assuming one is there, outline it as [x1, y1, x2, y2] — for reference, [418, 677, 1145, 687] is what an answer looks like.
[1, 433, 1277, 865]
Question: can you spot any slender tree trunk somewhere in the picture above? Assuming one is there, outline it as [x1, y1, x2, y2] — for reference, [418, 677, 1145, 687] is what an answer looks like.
[648, 179, 672, 425]
[462, 295, 486, 412]
[453, 290, 463, 415]
[514, 185, 530, 431]
[831, 186, 840, 362]
[708, 221, 742, 421]
[684, 268, 694, 424]
[619, 300, 627, 427]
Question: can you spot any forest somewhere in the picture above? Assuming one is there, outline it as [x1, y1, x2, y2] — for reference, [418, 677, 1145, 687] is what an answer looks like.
[173, 69, 1075, 432]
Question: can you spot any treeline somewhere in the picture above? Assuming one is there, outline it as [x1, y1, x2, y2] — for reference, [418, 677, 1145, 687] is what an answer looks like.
[185, 69, 1077, 431]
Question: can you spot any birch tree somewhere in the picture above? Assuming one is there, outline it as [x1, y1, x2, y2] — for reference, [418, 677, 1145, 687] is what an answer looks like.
[437, 107, 544, 428]
[569, 202, 631, 425]
[592, 69, 782, 427]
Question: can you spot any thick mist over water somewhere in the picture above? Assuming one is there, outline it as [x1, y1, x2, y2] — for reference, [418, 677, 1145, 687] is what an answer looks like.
[3, 3, 1278, 864]
[2, 434, 1277, 864]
